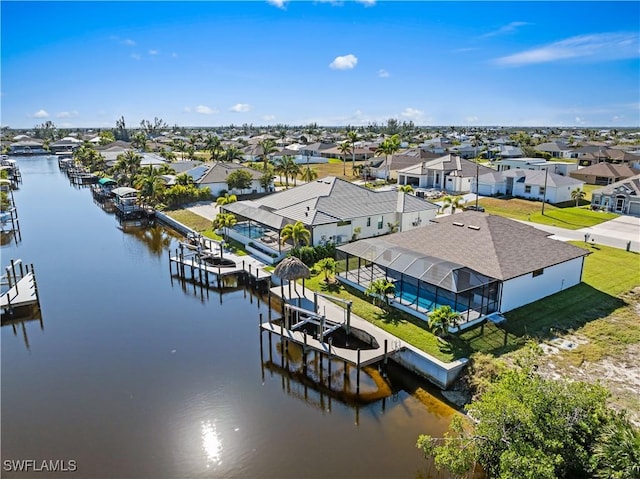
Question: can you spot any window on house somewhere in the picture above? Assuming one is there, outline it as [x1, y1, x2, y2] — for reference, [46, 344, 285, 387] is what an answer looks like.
[377, 216, 384, 229]
[525, 185, 532, 193]
[337, 220, 351, 226]
[366, 217, 371, 227]
[539, 187, 545, 195]
[532, 268, 544, 277]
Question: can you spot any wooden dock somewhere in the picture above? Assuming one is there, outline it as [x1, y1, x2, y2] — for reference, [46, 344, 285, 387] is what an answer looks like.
[1, 260, 40, 317]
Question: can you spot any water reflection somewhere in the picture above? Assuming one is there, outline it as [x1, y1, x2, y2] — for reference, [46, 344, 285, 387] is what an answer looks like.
[201, 420, 223, 467]
[121, 224, 175, 256]
[1, 309, 44, 351]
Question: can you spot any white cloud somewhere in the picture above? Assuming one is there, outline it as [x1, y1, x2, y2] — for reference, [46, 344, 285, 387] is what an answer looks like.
[482, 21, 531, 38]
[57, 110, 79, 119]
[32, 109, 49, 118]
[329, 54, 358, 70]
[464, 116, 480, 124]
[400, 108, 424, 120]
[121, 38, 136, 46]
[263, 115, 276, 122]
[149, 49, 159, 55]
[575, 116, 587, 125]
[267, 0, 287, 9]
[131, 53, 141, 60]
[230, 103, 251, 113]
[195, 105, 218, 115]
[356, 0, 376, 6]
[378, 69, 390, 78]
[494, 32, 639, 67]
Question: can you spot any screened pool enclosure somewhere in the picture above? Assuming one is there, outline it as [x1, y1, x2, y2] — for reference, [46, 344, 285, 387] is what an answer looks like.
[336, 238, 500, 324]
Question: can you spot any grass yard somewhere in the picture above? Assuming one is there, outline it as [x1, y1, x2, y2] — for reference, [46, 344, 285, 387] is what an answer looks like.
[164, 209, 212, 231]
[305, 159, 370, 181]
[478, 197, 618, 229]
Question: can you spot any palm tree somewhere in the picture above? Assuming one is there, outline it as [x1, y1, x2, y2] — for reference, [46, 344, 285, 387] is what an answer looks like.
[592, 412, 640, 479]
[175, 173, 194, 186]
[173, 139, 187, 160]
[315, 257, 337, 283]
[134, 166, 165, 206]
[216, 192, 237, 206]
[275, 155, 298, 188]
[300, 165, 318, 183]
[155, 163, 176, 175]
[280, 221, 311, 247]
[347, 130, 359, 175]
[131, 132, 148, 152]
[204, 134, 222, 162]
[258, 138, 277, 170]
[398, 184, 414, 194]
[212, 212, 237, 242]
[259, 166, 275, 192]
[441, 195, 463, 214]
[365, 278, 395, 307]
[375, 134, 400, 181]
[571, 187, 586, 207]
[427, 305, 460, 338]
[112, 150, 142, 186]
[221, 145, 244, 163]
[337, 142, 351, 176]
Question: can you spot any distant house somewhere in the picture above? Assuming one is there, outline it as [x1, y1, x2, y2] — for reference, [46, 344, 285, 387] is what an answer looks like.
[570, 163, 640, 186]
[473, 169, 584, 204]
[50, 136, 82, 154]
[535, 141, 576, 159]
[396, 154, 494, 193]
[336, 212, 589, 318]
[493, 158, 577, 176]
[574, 146, 640, 167]
[189, 162, 267, 197]
[591, 174, 640, 216]
[222, 176, 439, 262]
[8, 139, 47, 155]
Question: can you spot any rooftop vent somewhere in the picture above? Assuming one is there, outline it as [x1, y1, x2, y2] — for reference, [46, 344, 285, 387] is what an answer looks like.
[468, 225, 480, 230]
[453, 222, 464, 227]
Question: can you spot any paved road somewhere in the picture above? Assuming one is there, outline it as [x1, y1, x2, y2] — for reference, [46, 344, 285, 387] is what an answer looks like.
[520, 216, 640, 253]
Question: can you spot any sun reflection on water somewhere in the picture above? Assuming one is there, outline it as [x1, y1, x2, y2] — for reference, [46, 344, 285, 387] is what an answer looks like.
[201, 420, 223, 467]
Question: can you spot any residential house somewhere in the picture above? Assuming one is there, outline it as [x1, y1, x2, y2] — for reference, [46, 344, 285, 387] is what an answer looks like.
[188, 162, 268, 197]
[591, 174, 640, 216]
[570, 163, 640, 186]
[221, 176, 439, 263]
[396, 154, 494, 193]
[473, 169, 584, 204]
[493, 157, 577, 176]
[574, 146, 640, 167]
[535, 141, 576, 159]
[336, 212, 589, 322]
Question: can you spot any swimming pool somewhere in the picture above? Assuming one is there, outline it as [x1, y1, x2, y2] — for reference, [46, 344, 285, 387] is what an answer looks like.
[394, 283, 465, 312]
[233, 223, 266, 239]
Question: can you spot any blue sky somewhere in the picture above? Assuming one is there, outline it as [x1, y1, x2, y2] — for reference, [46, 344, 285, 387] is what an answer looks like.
[2, 1, 639, 128]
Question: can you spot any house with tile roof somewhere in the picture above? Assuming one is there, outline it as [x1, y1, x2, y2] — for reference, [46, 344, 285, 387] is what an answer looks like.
[591, 173, 640, 216]
[396, 154, 495, 193]
[570, 163, 640, 186]
[473, 169, 584, 204]
[221, 176, 439, 262]
[337, 211, 589, 322]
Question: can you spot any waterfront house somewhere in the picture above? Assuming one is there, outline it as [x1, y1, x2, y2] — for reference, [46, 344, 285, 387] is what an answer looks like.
[396, 154, 494, 194]
[336, 212, 589, 324]
[473, 169, 584, 204]
[221, 176, 439, 263]
[190, 162, 268, 197]
[591, 174, 640, 216]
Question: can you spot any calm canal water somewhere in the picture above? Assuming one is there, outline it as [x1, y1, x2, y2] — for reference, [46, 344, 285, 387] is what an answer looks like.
[2, 156, 458, 479]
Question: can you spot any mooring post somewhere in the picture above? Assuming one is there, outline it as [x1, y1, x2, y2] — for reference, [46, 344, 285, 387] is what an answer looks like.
[346, 301, 352, 336]
[314, 292, 318, 313]
[383, 339, 388, 377]
[328, 338, 333, 389]
[259, 313, 263, 327]
[356, 349, 361, 395]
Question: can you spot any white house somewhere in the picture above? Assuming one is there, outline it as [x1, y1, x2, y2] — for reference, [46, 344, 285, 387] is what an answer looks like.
[473, 169, 584, 204]
[336, 212, 589, 319]
[396, 154, 495, 193]
[493, 157, 577, 176]
[187, 162, 268, 197]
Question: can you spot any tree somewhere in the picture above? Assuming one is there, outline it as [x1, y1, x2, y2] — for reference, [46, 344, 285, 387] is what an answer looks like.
[114, 116, 129, 141]
[417, 348, 614, 479]
[375, 134, 401, 180]
[427, 305, 460, 338]
[226, 169, 253, 194]
[221, 145, 244, 163]
[441, 195, 463, 214]
[131, 132, 148, 152]
[112, 150, 142, 186]
[259, 167, 275, 192]
[315, 257, 337, 283]
[258, 138, 277, 170]
[280, 221, 311, 247]
[34, 120, 57, 140]
[300, 165, 318, 183]
[365, 278, 395, 307]
[212, 212, 237, 242]
[398, 184, 414, 194]
[173, 139, 187, 160]
[205, 134, 222, 162]
[174, 173, 194, 186]
[216, 192, 237, 206]
[571, 187, 586, 207]
[99, 131, 116, 146]
[337, 142, 351, 176]
[591, 412, 640, 479]
[275, 155, 298, 188]
[134, 166, 165, 206]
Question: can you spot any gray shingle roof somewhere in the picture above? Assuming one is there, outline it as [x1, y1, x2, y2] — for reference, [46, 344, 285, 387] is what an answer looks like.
[196, 162, 263, 184]
[345, 212, 588, 281]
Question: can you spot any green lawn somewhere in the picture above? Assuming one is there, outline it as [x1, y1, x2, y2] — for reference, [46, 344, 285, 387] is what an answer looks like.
[302, 242, 640, 363]
[164, 209, 212, 231]
[479, 197, 618, 230]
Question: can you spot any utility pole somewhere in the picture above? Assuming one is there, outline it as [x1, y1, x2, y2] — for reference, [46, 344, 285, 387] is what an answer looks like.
[541, 166, 549, 215]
